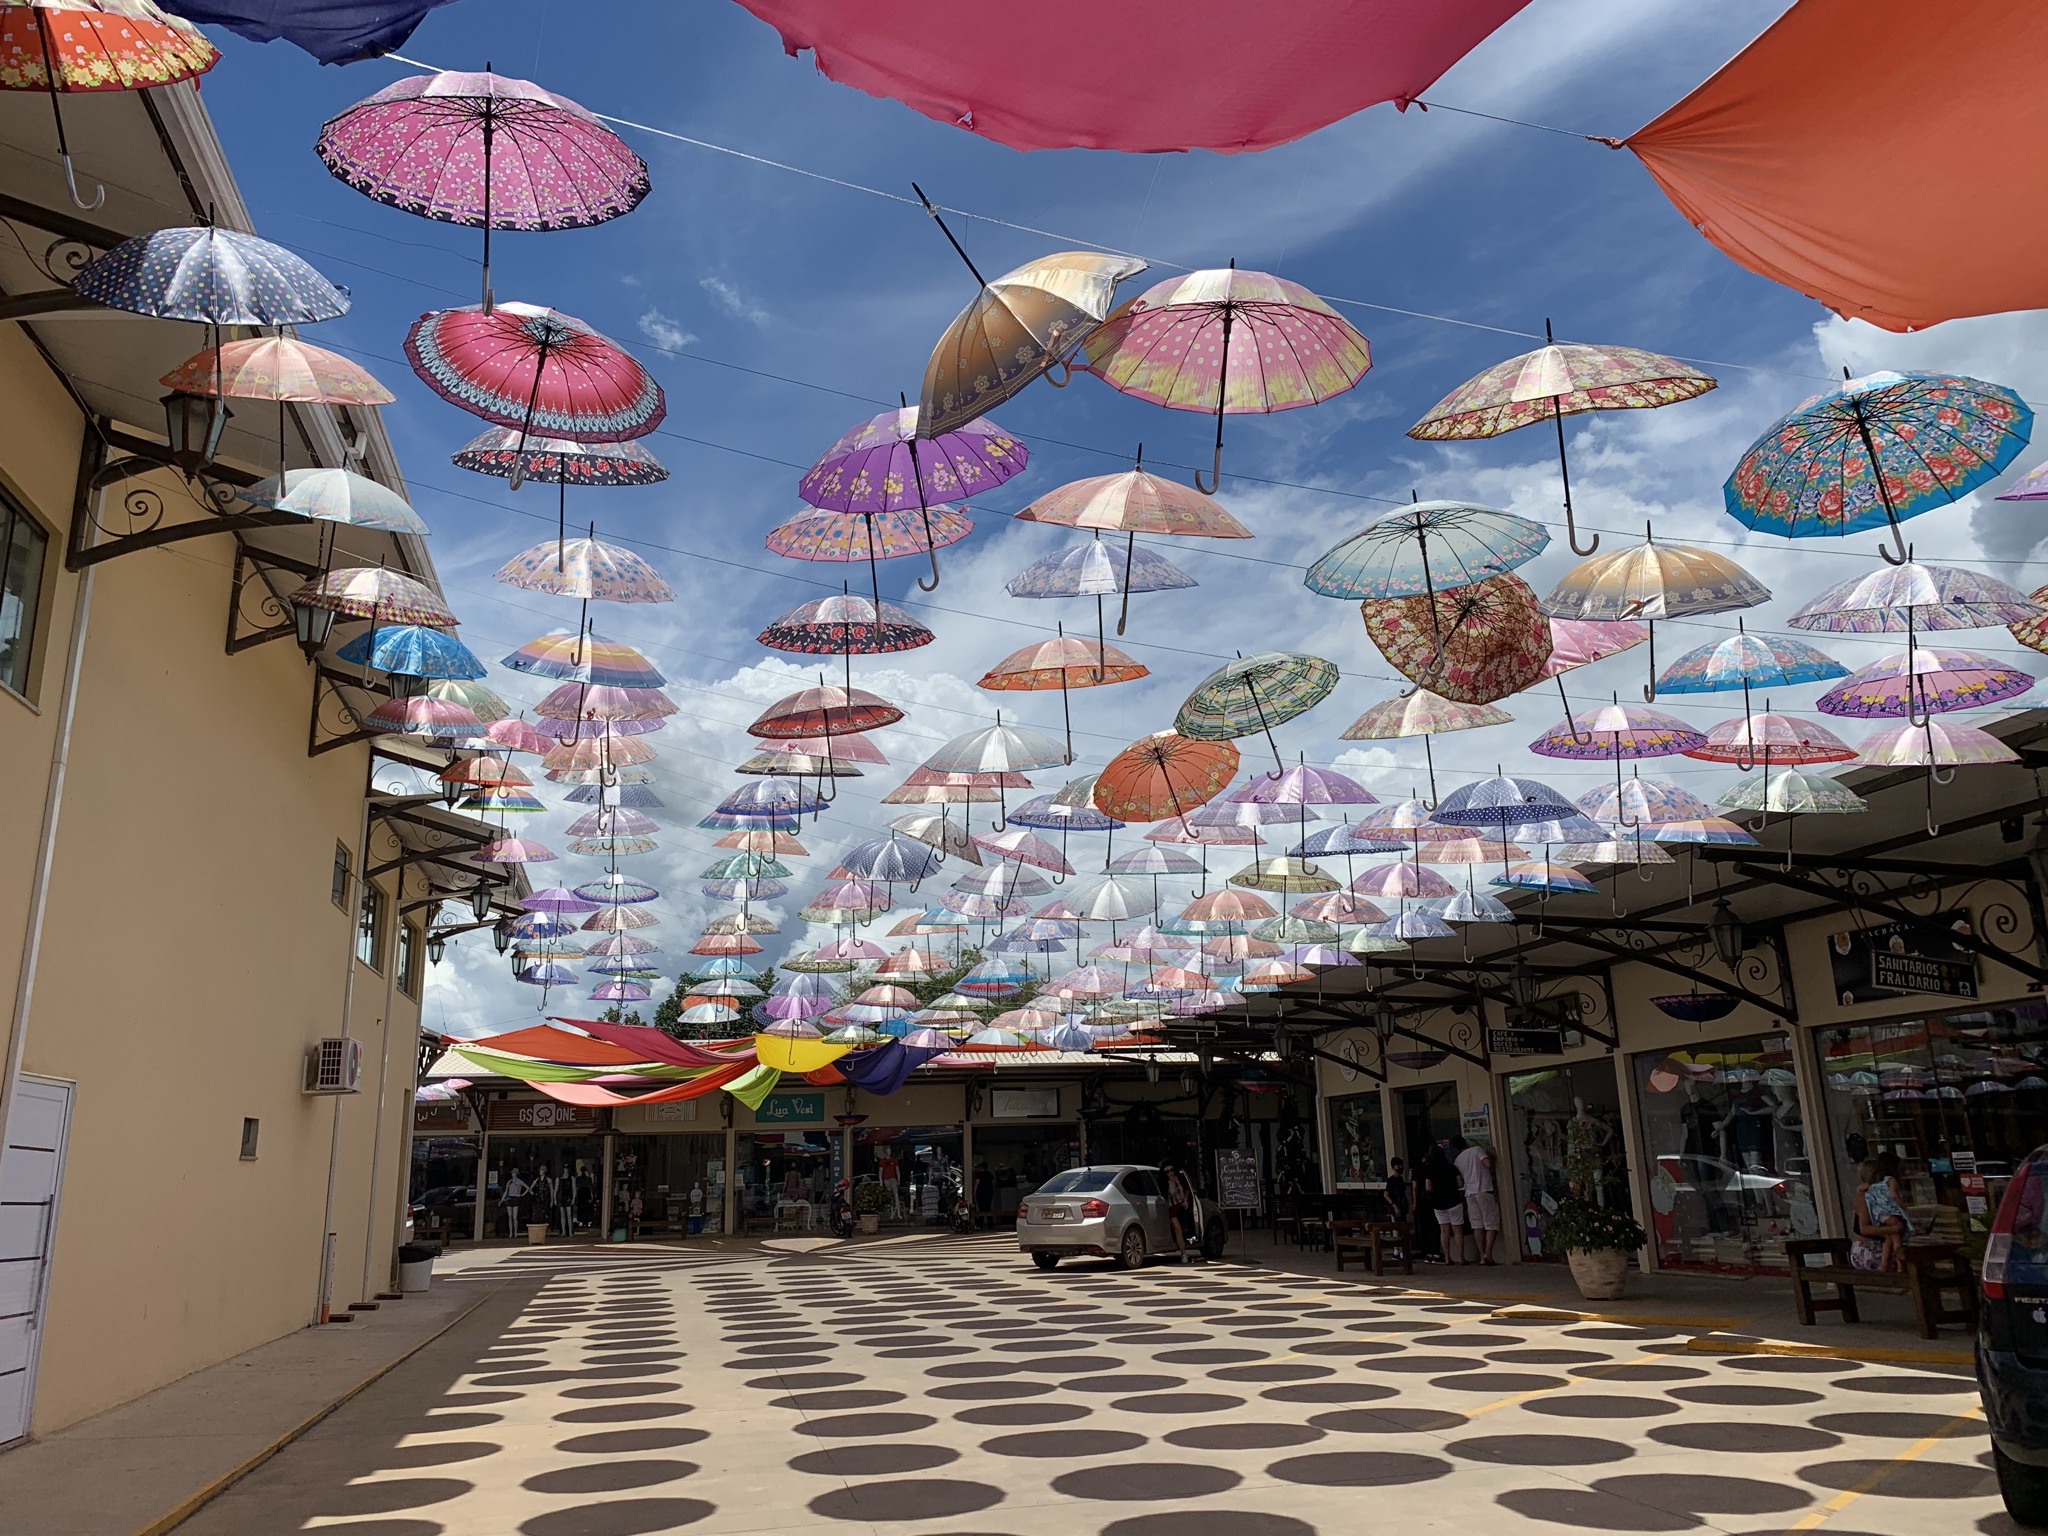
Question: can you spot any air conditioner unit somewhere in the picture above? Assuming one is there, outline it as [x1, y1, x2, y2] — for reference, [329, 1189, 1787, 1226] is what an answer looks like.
[303, 1037, 364, 1095]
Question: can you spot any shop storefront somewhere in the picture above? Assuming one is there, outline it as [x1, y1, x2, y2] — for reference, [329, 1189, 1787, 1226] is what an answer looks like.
[613, 1132, 726, 1237]
[1326, 1090, 1387, 1189]
[482, 1100, 607, 1239]
[1816, 1001, 2048, 1261]
[1633, 1032, 1816, 1273]
[1501, 1060, 1631, 1261]
[973, 1111, 1081, 1221]
[852, 1124, 963, 1226]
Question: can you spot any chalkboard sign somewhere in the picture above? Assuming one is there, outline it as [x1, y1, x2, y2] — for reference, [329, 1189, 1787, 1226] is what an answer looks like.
[1215, 1150, 1259, 1210]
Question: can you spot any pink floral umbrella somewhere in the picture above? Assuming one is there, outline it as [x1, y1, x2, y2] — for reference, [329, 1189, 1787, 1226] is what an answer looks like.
[1530, 698, 1707, 812]
[1539, 616, 1648, 718]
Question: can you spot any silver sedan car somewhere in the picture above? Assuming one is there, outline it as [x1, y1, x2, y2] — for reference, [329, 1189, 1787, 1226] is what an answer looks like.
[1015, 1164, 1226, 1270]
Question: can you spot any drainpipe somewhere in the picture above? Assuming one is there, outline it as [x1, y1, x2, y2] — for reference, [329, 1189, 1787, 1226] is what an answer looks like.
[358, 857, 403, 1303]
[316, 762, 374, 1325]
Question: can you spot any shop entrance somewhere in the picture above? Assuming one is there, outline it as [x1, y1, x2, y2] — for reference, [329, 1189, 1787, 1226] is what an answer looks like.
[1503, 1061, 1631, 1261]
[736, 1131, 839, 1233]
[485, 1136, 604, 1239]
[1395, 1083, 1460, 1164]
[973, 1123, 1081, 1223]
[852, 1125, 962, 1226]
[613, 1133, 727, 1238]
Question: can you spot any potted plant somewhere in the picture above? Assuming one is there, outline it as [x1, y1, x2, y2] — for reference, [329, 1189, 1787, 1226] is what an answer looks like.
[1543, 1114, 1648, 1300]
[852, 1180, 890, 1235]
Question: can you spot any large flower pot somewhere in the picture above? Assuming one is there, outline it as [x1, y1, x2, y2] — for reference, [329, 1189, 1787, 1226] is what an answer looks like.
[1567, 1247, 1628, 1300]
[858, 1213, 880, 1235]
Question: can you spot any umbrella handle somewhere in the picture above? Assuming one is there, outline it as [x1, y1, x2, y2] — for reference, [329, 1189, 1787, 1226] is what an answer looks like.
[1044, 354, 1075, 388]
[1193, 307, 1233, 497]
[1640, 621, 1658, 704]
[61, 154, 103, 212]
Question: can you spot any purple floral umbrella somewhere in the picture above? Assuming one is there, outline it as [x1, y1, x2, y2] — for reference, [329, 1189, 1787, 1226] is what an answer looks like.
[1816, 645, 2034, 721]
[796, 404, 1028, 591]
[317, 68, 649, 309]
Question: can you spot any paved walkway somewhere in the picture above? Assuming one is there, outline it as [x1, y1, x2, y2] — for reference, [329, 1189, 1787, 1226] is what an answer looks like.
[164, 1231, 2001, 1536]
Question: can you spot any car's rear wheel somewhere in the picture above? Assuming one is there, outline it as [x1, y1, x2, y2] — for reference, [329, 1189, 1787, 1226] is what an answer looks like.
[1031, 1251, 1059, 1271]
[1999, 1446, 2048, 1529]
[1202, 1221, 1227, 1261]
[1117, 1225, 1146, 1270]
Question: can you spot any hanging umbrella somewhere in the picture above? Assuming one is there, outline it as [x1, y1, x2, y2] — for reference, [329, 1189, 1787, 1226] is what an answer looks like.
[571, 834, 658, 857]
[887, 809, 983, 864]
[426, 677, 508, 721]
[1725, 370, 2031, 563]
[290, 567, 453, 626]
[1362, 570, 1551, 706]
[765, 504, 974, 612]
[700, 912, 777, 936]
[840, 834, 946, 884]
[162, 336, 391, 405]
[1174, 651, 1339, 768]
[1305, 499, 1548, 601]
[1109, 845, 1204, 876]
[1716, 770, 1865, 815]
[1408, 328, 1716, 555]
[1857, 719, 2019, 768]
[454, 427, 667, 564]
[572, 877, 659, 905]
[1819, 646, 2033, 720]
[1649, 817, 1759, 847]
[335, 623, 485, 679]
[1539, 532, 1770, 702]
[1492, 861, 1598, 895]
[1574, 777, 1712, 828]
[73, 224, 347, 324]
[474, 836, 555, 864]
[1007, 533, 1197, 649]
[1432, 773, 1576, 835]
[750, 684, 904, 739]
[759, 592, 934, 654]
[364, 695, 481, 739]
[0, 0, 216, 208]
[926, 720, 1069, 774]
[245, 469, 428, 536]
[488, 715, 560, 755]
[1686, 710, 1857, 771]
[494, 531, 673, 602]
[534, 682, 677, 724]
[1093, 731, 1239, 825]
[1340, 688, 1509, 804]
[317, 68, 648, 310]
[713, 827, 805, 854]
[971, 827, 1076, 876]
[567, 807, 660, 839]
[978, 631, 1147, 762]
[443, 754, 528, 791]
[1790, 560, 2042, 636]
[407, 302, 664, 456]
[920, 241, 1147, 436]
[1351, 863, 1457, 900]
[1655, 621, 1847, 724]
[881, 768, 1010, 805]
[717, 779, 826, 818]
[1226, 857, 1338, 894]
[1530, 700, 1708, 809]
[1538, 616, 1651, 721]
[1080, 265, 1372, 492]
[502, 630, 664, 688]
[1232, 763, 1374, 808]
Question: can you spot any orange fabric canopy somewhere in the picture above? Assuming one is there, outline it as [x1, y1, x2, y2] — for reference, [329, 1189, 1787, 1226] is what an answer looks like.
[1625, 0, 2048, 331]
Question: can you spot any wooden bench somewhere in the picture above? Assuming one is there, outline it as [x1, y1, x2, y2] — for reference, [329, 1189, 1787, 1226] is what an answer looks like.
[1787, 1237, 1978, 1339]
[1367, 1219, 1415, 1277]
[1332, 1218, 1371, 1271]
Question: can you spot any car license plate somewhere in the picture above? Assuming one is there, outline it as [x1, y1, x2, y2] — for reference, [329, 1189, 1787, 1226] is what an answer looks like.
[1043, 1206, 1068, 1221]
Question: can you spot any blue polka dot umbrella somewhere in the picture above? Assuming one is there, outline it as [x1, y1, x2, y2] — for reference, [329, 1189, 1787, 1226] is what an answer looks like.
[74, 225, 348, 324]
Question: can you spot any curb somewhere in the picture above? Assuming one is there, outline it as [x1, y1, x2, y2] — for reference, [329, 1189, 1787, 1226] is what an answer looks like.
[1492, 1305, 1746, 1328]
[1684, 1331, 1975, 1368]
[133, 1285, 494, 1536]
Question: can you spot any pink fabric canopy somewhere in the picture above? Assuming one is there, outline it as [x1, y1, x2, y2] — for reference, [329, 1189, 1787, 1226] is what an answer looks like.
[558, 1017, 754, 1067]
[531, 1062, 756, 1106]
[1626, 0, 2048, 331]
[730, 0, 1530, 153]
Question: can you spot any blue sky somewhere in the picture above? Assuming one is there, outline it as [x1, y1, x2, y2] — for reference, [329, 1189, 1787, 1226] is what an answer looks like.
[188, 1, 2048, 1035]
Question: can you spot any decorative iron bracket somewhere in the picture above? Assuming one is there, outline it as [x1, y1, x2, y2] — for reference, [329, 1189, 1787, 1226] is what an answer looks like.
[225, 541, 318, 655]
[68, 424, 269, 572]
[308, 666, 391, 758]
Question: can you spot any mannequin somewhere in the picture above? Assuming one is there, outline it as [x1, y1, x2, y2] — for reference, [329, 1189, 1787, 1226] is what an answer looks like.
[555, 1164, 579, 1236]
[502, 1167, 528, 1238]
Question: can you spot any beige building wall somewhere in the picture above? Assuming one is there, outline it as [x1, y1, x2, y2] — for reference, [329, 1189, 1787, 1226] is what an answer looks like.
[0, 336, 424, 1434]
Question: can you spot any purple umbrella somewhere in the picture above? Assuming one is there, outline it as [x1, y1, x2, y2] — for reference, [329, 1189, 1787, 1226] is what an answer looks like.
[1816, 646, 2034, 722]
[317, 68, 649, 309]
[796, 404, 1028, 591]
[520, 886, 599, 914]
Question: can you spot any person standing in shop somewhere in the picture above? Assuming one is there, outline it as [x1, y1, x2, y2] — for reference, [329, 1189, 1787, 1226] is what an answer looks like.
[1455, 1137, 1501, 1266]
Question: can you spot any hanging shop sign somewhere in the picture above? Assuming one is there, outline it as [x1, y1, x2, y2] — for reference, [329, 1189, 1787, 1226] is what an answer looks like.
[413, 1101, 474, 1132]
[1488, 1026, 1564, 1057]
[1215, 1149, 1260, 1210]
[992, 1087, 1060, 1119]
[486, 1100, 604, 1133]
[1828, 916, 1977, 1005]
[754, 1091, 825, 1125]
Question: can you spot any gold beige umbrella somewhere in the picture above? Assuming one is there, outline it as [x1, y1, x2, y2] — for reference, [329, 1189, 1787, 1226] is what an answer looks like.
[917, 188, 1146, 436]
[1341, 687, 1512, 803]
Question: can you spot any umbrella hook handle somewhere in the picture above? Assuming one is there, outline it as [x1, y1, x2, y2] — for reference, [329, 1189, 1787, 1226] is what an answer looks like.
[61, 154, 104, 212]
[1044, 354, 1075, 389]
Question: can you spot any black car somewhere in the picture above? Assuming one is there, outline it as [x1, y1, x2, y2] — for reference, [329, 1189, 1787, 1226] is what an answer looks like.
[1980, 1146, 2048, 1526]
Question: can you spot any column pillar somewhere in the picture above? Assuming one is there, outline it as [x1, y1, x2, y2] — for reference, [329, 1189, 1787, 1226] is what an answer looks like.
[600, 1133, 616, 1241]
[473, 1128, 489, 1243]
[722, 1124, 738, 1235]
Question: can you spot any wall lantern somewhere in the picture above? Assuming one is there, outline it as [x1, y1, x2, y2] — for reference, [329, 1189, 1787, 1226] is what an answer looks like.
[160, 389, 231, 474]
[1507, 958, 1540, 1009]
[1708, 898, 1746, 970]
[427, 933, 447, 966]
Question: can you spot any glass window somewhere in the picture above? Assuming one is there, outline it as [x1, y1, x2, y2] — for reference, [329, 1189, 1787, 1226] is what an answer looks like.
[1818, 1003, 2048, 1261]
[1633, 1034, 1815, 1273]
[0, 492, 48, 698]
[1505, 1061, 1633, 1261]
[331, 844, 351, 909]
[1039, 1168, 1115, 1195]
[1122, 1170, 1162, 1198]
[397, 924, 419, 999]
[1327, 1091, 1387, 1189]
[357, 884, 387, 971]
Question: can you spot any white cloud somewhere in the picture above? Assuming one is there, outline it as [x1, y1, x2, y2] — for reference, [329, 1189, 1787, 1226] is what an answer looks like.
[637, 307, 696, 351]
[700, 275, 770, 325]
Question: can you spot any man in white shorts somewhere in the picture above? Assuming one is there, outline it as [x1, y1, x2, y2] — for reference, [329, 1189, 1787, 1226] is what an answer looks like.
[1455, 1138, 1501, 1265]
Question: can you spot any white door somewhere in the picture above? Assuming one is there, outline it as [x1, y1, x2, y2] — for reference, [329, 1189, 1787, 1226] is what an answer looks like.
[0, 1076, 72, 1445]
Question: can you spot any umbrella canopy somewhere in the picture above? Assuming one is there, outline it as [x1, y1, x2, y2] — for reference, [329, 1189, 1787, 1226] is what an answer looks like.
[1432, 773, 1575, 831]
[567, 806, 660, 838]
[922, 248, 1147, 436]
[1108, 845, 1204, 876]
[572, 877, 659, 906]
[1093, 731, 1239, 823]
[717, 778, 826, 817]
[926, 720, 1068, 774]
[1725, 370, 2031, 561]
[1342, 690, 1509, 741]
[291, 566, 452, 625]
[1362, 570, 1551, 706]
[978, 634, 1147, 691]
[1081, 266, 1371, 491]
[1174, 651, 1339, 761]
[364, 695, 480, 739]
[474, 836, 555, 864]
[452, 427, 667, 487]
[971, 827, 1075, 875]
[1541, 538, 1769, 622]
[1232, 763, 1375, 807]
[1530, 703, 1707, 760]
[502, 630, 664, 688]
[750, 684, 904, 739]
[1656, 625, 1847, 696]
[1409, 334, 1716, 554]
[1305, 500, 1547, 601]
[1227, 857, 1338, 894]
[1351, 862, 1456, 899]
[426, 677, 508, 722]
[800, 405, 1025, 511]
[1649, 817, 1760, 847]
[245, 468, 428, 535]
[766, 504, 973, 564]
[713, 827, 805, 854]
[758, 592, 934, 654]
[840, 834, 947, 883]
[335, 623, 485, 679]
[74, 224, 346, 324]
[1540, 618, 1649, 678]
[494, 533, 673, 602]
[887, 810, 983, 864]
[1857, 720, 2020, 767]
[162, 336, 392, 404]
[535, 682, 677, 724]
[1017, 464, 1252, 539]
[1819, 646, 2034, 720]
[1575, 777, 1712, 827]
[1006, 537, 1197, 601]
[1492, 861, 1597, 895]
[1685, 712, 1857, 766]
[318, 69, 648, 307]
[1788, 560, 2042, 634]
[407, 301, 664, 443]
[1716, 770, 1866, 816]
[487, 715, 559, 755]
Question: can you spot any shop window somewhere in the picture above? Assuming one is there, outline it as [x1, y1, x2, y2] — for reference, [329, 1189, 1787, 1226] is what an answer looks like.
[1818, 1003, 2048, 1262]
[357, 884, 387, 971]
[239, 1118, 260, 1160]
[397, 924, 420, 999]
[1504, 1061, 1632, 1260]
[0, 490, 48, 700]
[1326, 1091, 1387, 1189]
[1634, 1034, 1815, 1273]
[331, 843, 351, 909]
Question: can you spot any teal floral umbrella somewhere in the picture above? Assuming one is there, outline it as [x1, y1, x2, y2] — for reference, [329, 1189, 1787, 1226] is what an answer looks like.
[1725, 370, 2031, 564]
[1654, 619, 1847, 727]
[1174, 651, 1340, 770]
[1304, 499, 1547, 602]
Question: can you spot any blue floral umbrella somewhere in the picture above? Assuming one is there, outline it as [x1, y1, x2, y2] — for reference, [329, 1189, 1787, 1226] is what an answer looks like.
[74, 225, 349, 324]
[335, 623, 486, 679]
[1304, 500, 1548, 601]
[840, 834, 946, 884]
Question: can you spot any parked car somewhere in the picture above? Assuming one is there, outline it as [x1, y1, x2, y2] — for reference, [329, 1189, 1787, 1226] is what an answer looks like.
[1015, 1164, 1226, 1269]
[1980, 1144, 2048, 1526]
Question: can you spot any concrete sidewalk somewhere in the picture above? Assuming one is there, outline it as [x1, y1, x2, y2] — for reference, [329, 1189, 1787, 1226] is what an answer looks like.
[0, 1276, 503, 1536]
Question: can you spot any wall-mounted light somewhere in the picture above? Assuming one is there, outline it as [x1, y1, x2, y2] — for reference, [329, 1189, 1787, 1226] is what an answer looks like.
[1708, 898, 1746, 970]
[470, 882, 494, 922]
[427, 933, 447, 966]
[160, 389, 230, 474]
[1508, 958, 1540, 1009]
[492, 918, 513, 956]
[291, 594, 336, 658]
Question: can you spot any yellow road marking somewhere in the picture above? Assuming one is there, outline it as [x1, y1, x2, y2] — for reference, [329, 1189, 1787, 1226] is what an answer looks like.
[1685, 1332, 1974, 1367]
[1781, 1407, 1987, 1532]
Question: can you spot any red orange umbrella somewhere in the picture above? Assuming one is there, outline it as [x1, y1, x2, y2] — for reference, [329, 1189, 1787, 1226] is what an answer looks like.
[978, 627, 1148, 762]
[1092, 731, 1239, 824]
[750, 683, 904, 739]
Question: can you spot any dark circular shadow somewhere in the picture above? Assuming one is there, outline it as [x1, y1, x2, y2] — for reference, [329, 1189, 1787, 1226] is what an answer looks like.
[737, 1340, 834, 1355]
[722, 1354, 830, 1370]
[1156, 1347, 1264, 1365]
[982, 1428, 1147, 1458]
[1832, 1372, 1978, 1395]
[876, 1345, 978, 1358]
[1053, 1462, 1243, 1501]
[1450, 1433, 1634, 1465]
[523, 1459, 699, 1494]
[787, 1442, 960, 1476]
[806, 1479, 1005, 1522]
[1264, 1451, 1453, 1487]
[1566, 1326, 1686, 1341]
[1431, 1372, 1569, 1393]
[412, 1411, 502, 1431]
[954, 1401, 1090, 1426]
[558, 1428, 709, 1454]
[518, 1497, 714, 1534]
[1666, 1382, 1821, 1406]
[1066, 1373, 1186, 1393]
[378, 1440, 499, 1468]
[1212, 1364, 1332, 1382]
[579, 1363, 682, 1380]
[1229, 1326, 1331, 1339]
[559, 1382, 682, 1400]
[1261, 1382, 1397, 1404]
[1813, 1411, 1989, 1438]
[1489, 1348, 1609, 1366]
[1496, 1486, 1701, 1530]
[1112, 1393, 1246, 1415]
[312, 1477, 473, 1515]
[473, 1368, 578, 1386]
[1166, 1423, 1324, 1450]
[1434, 1332, 1515, 1347]
[436, 1390, 523, 1406]
[1296, 1340, 1402, 1357]
[1717, 1354, 1838, 1374]
[746, 1371, 862, 1390]
[926, 1361, 1024, 1379]
[1357, 1355, 1486, 1374]
[1796, 1458, 1997, 1498]
[554, 1402, 692, 1424]
[316, 1522, 441, 1536]
[1347, 1320, 1446, 1333]
[1572, 1363, 1705, 1382]
[928, 1381, 1056, 1400]
[1006, 1355, 1127, 1374]
[1523, 1394, 1679, 1419]
[1593, 1472, 1812, 1515]
[1100, 1513, 1315, 1536]
[1311, 1406, 1470, 1434]
[767, 1389, 905, 1411]
[797, 1411, 939, 1438]
[1652, 1420, 1840, 1453]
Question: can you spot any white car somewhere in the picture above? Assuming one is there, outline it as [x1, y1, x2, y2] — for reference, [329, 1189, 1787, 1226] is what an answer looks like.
[1015, 1164, 1225, 1270]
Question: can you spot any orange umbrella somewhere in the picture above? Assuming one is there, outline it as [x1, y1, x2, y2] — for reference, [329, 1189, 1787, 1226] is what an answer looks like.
[978, 626, 1149, 760]
[1361, 571, 1552, 705]
[1092, 731, 1239, 824]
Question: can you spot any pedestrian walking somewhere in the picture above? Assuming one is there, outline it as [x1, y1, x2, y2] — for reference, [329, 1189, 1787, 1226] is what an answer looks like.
[1384, 1157, 1411, 1224]
[1454, 1137, 1501, 1265]
[501, 1168, 528, 1239]
[1420, 1142, 1466, 1264]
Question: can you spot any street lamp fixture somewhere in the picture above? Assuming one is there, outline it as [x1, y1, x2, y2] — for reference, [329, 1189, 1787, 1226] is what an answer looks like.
[1372, 995, 1397, 1043]
[1708, 898, 1746, 970]
[291, 594, 336, 658]
[427, 933, 447, 966]
[1508, 958, 1540, 1010]
[160, 389, 231, 475]
[492, 918, 513, 956]
[470, 882, 494, 922]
